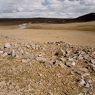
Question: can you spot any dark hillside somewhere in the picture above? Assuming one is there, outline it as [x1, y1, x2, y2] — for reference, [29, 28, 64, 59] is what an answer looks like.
[0, 13, 95, 25]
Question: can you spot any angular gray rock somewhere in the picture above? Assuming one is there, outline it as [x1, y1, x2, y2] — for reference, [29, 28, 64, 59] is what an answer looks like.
[78, 79, 86, 87]
[65, 58, 76, 67]
[4, 43, 11, 48]
[60, 57, 66, 63]
[91, 59, 95, 64]
[11, 50, 16, 57]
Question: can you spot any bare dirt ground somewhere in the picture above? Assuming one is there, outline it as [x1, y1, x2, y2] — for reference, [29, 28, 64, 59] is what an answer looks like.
[0, 21, 95, 95]
[0, 29, 95, 47]
[0, 21, 95, 47]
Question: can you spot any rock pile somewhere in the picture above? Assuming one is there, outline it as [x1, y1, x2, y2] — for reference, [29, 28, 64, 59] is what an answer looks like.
[0, 41, 95, 70]
[0, 41, 95, 95]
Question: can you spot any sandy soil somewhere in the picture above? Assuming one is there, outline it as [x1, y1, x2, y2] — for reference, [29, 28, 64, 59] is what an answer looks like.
[0, 29, 95, 47]
[0, 21, 95, 47]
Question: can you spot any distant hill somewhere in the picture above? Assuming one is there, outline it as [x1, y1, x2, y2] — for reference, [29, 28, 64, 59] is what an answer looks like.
[0, 18, 69, 25]
[75, 13, 95, 22]
[0, 13, 95, 25]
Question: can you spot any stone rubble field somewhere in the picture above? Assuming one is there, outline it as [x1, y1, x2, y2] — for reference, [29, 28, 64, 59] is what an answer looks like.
[0, 36, 95, 95]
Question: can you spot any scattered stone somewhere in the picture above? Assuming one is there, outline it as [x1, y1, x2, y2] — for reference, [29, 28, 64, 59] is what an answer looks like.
[36, 57, 47, 63]
[54, 49, 63, 57]
[82, 73, 90, 78]
[60, 57, 66, 63]
[0, 51, 3, 54]
[4, 43, 11, 48]
[78, 79, 86, 87]
[2, 52, 8, 57]
[91, 59, 95, 64]
[91, 51, 95, 59]
[21, 59, 30, 63]
[84, 54, 90, 60]
[58, 61, 67, 68]
[25, 44, 31, 49]
[60, 49, 66, 56]
[78, 55, 84, 60]
[85, 82, 91, 88]
[65, 58, 76, 67]
[0, 39, 95, 95]
[11, 50, 16, 57]
[80, 51, 85, 55]
[78, 93, 84, 95]
[90, 64, 95, 71]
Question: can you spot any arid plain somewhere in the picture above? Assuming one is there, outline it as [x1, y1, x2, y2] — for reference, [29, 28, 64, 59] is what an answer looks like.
[0, 21, 95, 47]
[0, 21, 95, 95]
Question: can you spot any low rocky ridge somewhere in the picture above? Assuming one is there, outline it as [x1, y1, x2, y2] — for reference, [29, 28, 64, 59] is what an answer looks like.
[0, 36, 95, 95]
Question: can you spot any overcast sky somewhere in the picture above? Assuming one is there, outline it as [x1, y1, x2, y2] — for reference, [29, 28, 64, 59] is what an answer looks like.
[0, 0, 95, 18]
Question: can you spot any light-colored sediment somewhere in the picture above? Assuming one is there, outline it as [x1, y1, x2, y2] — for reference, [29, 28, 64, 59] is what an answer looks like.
[0, 21, 95, 47]
[0, 21, 95, 95]
[0, 29, 95, 47]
